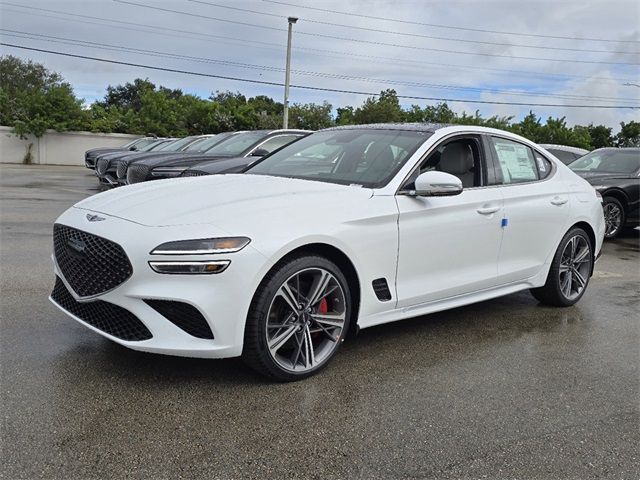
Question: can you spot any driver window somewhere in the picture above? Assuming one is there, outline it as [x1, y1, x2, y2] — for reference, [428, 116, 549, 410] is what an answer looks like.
[419, 138, 481, 188]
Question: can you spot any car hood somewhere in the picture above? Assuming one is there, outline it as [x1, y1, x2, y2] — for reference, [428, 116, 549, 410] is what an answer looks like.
[131, 153, 235, 169]
[189, 156, 256, 174]
[88, 148, 125, 157]
[73, 174, 373, 227]
[571, 171, 631, 183]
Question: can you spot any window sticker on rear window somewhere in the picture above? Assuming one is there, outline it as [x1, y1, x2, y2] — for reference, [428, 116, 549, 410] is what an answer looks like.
[491, 138, 539, 184]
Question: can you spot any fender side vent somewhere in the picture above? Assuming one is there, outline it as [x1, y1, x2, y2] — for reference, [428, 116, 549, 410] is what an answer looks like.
[144, 299, 214, 339]
[372, 278, 392, 302]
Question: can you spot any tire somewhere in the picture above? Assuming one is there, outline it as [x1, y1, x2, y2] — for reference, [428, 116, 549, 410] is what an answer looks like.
[242, 254, 351, 381]
[602, 196, 625, 239]
[530, 227, 593, 307]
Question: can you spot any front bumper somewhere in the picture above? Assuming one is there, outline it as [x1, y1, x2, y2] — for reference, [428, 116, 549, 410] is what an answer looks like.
[50, 207, 269, 358]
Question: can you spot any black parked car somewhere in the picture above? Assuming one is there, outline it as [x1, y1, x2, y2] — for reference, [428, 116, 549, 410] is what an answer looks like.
[94, 138, 175, 185]
[540, 144, 589, 165]
[84, 137, 158, 169]
[569, 148, 640, 238]
[125, 129, 309, 184]
[96, 135, 219, 186]
[114, 133, 231, 186]
[180, 155, 263, 177]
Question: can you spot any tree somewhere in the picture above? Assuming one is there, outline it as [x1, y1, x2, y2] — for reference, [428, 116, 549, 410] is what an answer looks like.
[353, 89, 404, 124]
[0, 55, 87, 138]
[586, 124, 613, 149]
[289, 101, 333, 130]
[615, 121, 640, 147]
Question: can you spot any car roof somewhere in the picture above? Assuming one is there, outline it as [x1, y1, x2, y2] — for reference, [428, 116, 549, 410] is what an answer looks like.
[539, 144, 589, 154]
[322, 123, 452, 133]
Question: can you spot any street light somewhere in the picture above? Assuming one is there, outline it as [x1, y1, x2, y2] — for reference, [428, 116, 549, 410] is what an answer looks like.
[283, 16, 298, 129]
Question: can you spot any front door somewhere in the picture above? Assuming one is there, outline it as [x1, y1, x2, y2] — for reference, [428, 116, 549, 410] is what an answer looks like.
[395, 135, 504, 307]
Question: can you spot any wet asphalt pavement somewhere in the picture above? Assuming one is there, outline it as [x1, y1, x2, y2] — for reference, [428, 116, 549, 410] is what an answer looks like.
[1, 164, 639, 479]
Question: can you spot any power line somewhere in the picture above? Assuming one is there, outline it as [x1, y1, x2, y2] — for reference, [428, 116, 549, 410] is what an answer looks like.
[2, 43, 638, 110]
[261, 0, 640, 45]
[112, 0, 640, 66]
[5, 29, 638, 104]
[3, 3, 637, 84]
[188, 0, 639, 55]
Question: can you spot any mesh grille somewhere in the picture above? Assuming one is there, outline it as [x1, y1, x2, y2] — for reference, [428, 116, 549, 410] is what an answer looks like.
[180, 170, 207, 177]
[51, 277, 152, 341]
[53, 224, 133, 297]
[144, 299, 214, 339]
[116, 159, 129, 180]
[96, 158, 109, 175]
[127, 163, 150, 184]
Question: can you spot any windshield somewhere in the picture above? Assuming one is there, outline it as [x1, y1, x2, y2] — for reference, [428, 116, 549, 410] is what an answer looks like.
[246, 129, 431, 187]
[122, 138, 142, 148]
[156, 136, 197, 152]
[140, 140, 170, 152]
[569, 149, 640, 174]
[205, 132, 267, 157]
[192, 133, 231, 152]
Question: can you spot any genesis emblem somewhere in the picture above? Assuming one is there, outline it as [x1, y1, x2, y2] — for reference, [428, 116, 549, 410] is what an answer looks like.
[86, 214, 105, 222]
[67, 237, 86, 254]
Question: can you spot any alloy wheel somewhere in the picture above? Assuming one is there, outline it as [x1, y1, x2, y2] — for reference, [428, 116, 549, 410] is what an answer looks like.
[558, 235, 592, 301]
[265, 267, 346, 373]
[603, 202, 622, 237]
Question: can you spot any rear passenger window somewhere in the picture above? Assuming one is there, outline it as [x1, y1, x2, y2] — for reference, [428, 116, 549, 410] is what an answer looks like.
[534, 151, 553, 179]
[490, 137, 539, 184]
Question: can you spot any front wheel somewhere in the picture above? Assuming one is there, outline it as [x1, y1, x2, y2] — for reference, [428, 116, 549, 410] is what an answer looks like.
[530, 227, 593, 307]
[242, 255, 351, 381]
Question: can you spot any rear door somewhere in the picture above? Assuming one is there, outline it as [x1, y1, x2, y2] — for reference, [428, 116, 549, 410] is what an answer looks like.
[487, 135, 570, 284]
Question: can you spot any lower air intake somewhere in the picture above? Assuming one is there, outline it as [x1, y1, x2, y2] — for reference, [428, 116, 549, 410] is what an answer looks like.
[51, 277, 152, 341]
[144, 299, 214, 339]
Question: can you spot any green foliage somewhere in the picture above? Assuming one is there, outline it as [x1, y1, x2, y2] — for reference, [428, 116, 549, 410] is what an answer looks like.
[1, 55, 87, 138]
[615, 121, 640, 147]
[0, 57, 632, 150]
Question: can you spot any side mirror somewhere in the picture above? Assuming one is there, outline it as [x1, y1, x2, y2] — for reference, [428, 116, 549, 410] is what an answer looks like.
[410, 171, 463, 197]
[129, 146, 137, 151]
[250, 148, 270, 157]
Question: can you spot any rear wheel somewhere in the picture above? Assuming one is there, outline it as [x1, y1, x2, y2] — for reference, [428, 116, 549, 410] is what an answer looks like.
[530, 227, 593, 307]
[242, 255, 351, 381]
[603, 196, 625, 239]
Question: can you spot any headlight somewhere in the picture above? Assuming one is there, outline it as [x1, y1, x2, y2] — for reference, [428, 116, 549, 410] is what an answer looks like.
[591, 185, 606, 191]
[150, 237, 251, 255]
[151, 167, 187, 177]
[149, 260, 230, 274]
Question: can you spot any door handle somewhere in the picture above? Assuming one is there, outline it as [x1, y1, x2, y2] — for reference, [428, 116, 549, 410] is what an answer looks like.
[477, 205, 501, 215]
[550, 196, 568, 206]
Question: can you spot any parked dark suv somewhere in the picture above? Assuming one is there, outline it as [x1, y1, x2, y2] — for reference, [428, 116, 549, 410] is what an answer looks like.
[125, 130, 309, 184]
[84, 137, 157, 169]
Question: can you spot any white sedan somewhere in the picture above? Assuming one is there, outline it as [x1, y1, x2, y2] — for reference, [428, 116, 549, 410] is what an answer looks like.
[50, 124, 605, 381]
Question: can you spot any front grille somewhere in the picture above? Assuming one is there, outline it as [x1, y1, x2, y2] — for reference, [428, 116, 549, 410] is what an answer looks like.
[95, 158, 109, 175]
[180, 170, 207, 177]
[53, 224, 133, 297]
[116, 159, 129, 180]
[144, 299, 214, 339]
[51, 277, 152, 341]
[127, 163, 150, 184]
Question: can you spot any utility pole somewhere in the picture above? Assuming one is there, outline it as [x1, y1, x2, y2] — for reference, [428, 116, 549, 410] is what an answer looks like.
[283, 16, 298, 129]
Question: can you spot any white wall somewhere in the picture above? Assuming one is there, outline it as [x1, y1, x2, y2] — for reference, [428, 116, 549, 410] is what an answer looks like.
[0, 126, 139, 166]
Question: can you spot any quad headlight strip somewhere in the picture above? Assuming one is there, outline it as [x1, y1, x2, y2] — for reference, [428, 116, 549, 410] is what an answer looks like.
[149, 237, 250, 274]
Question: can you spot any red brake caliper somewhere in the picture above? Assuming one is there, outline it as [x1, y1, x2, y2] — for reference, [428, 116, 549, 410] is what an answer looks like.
[312, 298, 329, 340]
[318, 298, 328, 314]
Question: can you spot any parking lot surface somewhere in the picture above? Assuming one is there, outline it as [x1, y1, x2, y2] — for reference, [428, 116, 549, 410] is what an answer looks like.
[1, 164, 639, 479]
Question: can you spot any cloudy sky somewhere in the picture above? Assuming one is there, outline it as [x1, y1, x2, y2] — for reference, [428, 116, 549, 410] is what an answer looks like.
[1, 0, 639, 130]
